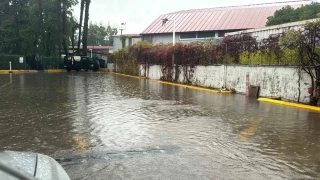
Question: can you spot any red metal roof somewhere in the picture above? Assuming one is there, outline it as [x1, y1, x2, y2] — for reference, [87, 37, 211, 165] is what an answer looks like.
[70, 46, 113, 50]
[141, 2, 305, 34]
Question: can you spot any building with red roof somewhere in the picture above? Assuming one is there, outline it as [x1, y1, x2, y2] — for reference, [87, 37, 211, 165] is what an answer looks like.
[141, 1, 308, 44]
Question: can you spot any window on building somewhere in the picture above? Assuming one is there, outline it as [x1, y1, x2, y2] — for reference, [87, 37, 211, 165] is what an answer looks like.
[218, 31, 225, 37]
[180, 32, 197, 39]
[143, 35, 153, 43]
[197, 32, 215, 38]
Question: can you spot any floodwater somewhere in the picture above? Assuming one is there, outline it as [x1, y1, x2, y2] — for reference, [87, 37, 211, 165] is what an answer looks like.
[0, 72, 319, 179]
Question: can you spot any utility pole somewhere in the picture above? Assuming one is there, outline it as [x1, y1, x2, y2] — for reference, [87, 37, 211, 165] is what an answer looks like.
[161, 18, 176, 45]
[162, 18, 176, 66]
[120, 23, 126, 35]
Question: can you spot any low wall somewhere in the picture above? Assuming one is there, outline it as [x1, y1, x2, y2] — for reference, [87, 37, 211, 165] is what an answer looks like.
[107, 63, 114, 72]
[139, 64, 312, 103]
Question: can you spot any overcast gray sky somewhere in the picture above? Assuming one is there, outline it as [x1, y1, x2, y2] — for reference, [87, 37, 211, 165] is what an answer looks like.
[73, 0, 314, 34]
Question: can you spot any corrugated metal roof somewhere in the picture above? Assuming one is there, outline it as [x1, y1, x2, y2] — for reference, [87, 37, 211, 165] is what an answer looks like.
[141, 2, 306, 34]
[71, 46, 113, 50]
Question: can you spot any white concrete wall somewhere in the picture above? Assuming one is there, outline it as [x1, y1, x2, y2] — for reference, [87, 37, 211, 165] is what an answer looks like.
[107, 63, 114, 72]
[140, 64, 312, 103]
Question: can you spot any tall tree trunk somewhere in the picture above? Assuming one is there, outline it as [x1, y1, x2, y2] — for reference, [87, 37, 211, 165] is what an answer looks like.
[71, 18, 76, 54]
[77, 0, 85, 53]
[38, 0, 44, 56]
[13, 0, 20, 54]
[57, 0, 62, 57]
[62, 0, 68, 55]
[82, 0, 90, 56]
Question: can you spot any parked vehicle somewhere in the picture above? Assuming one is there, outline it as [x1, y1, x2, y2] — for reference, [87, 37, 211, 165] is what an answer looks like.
[63, 55, 100, 72]
[0, 151, 70, 180]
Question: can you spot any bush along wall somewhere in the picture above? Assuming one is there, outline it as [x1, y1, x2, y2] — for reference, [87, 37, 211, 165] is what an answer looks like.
[0, 54, 63, 70]
[111, 35, 300, 83]
[0, 54, 27, 70]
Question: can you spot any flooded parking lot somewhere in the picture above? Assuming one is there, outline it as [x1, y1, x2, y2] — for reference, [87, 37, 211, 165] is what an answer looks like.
[0, 72, 319, 179]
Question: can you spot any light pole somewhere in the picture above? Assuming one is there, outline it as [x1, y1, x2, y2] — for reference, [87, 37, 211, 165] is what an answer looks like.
[89, 49, 92, 59]
[119, 23, 126, 35]
[162, 18, 176, 45]
[162, 18, 176, 66]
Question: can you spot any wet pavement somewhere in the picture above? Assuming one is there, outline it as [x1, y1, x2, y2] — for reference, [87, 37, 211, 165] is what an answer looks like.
[0, 72, 319, 179]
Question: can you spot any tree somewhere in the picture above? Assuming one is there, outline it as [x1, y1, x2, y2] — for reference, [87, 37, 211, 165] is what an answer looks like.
[81, 0, 91, 56]
[0, 0, 79, 69]
[77, 0, 84, 52]
[280, 20, 320, 105]
[266, 6, 297, 26]
[87, 22, 118, 46]
[266, 2, 320, 26]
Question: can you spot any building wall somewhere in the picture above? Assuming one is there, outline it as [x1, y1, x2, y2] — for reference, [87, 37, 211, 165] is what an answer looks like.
[113, 36, 122, 52]
[143, 30, 231, 44]
[113, 36, 142, 52]
[139, 65, 312, 103]
[150, 33, 180, 44]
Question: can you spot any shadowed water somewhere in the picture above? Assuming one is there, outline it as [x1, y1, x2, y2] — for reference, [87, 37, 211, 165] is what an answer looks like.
[0, 72, 319, 179]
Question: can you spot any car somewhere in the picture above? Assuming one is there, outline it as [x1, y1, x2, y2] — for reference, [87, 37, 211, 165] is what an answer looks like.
[63, 55, 100, 72]
[0, 151, 70, 180]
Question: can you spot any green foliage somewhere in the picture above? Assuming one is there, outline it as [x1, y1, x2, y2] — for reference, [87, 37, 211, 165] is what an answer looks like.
[0, 0, 78, 69]
[120, 35, 129, 48]
[0, 54, 26, 70]
[41, 56, 64, 69]
[239, 49, 298, 65]
[113, 41, 154, 75]
[114, 48, 139, 75]
[266, 2, 320, 26]
[87, 22, 118, 46]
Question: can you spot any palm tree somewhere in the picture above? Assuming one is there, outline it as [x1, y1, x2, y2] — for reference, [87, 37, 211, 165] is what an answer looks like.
[77, 0, 85, 53]
[82, 0, 91, 56]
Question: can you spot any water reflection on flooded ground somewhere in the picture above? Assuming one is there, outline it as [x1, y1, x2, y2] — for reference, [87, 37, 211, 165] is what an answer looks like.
[0, 72, 319, 179]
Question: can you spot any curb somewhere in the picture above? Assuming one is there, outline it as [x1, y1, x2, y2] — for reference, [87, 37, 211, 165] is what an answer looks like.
[258, 98, 320, 112]
[99, 68, 109, 72]
[152, 80, 233, 94]
[108, 72, 146, 79]
[47, 69, 66, 73]
[0, 70, 29, 74]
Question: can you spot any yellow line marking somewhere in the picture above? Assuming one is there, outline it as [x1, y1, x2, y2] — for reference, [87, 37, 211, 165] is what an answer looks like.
[99, 68, 109, 72]
[0, 70, 28, 74]
[240, 118, 263, 142]
[108, 72, 146, 79]
[0, 81, 12, 88]
[60, 102, 69, 108]
[152, 80, 233, 93]
[70, 136, 89, 152]
[56, 89, 64, 93]
[48, 69, 66, 73]
[258, 98, 320, 112]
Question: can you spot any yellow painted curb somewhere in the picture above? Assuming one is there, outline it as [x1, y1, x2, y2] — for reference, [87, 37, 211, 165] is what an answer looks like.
[99, 68, 108, 72]
[258, 98, 320, 112]
[48, 69, 66, 73]
[152, 80, 233, 94]
[108, 72, 146, 79]
[0, 70, 29, 74]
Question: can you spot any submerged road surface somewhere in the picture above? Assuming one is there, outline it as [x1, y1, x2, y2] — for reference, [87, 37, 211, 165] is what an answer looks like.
[0, 72, 319, 179]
